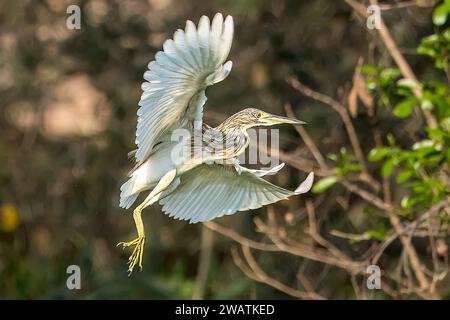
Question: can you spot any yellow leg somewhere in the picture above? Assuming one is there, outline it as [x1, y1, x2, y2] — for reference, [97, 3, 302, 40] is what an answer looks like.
[117, 205, 145, 274]
[118, 169, 177, 274]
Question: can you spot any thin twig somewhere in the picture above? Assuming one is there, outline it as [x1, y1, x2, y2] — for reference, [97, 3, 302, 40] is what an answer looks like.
[287, 76, 367, 167]
[287, 76, 380, 191]
[340, 180, 391, 211]
[305, 200, 350, 261]
[204, 221, 279, 251]
[378, 1, 426, 10]
[285, 103, 329, 170]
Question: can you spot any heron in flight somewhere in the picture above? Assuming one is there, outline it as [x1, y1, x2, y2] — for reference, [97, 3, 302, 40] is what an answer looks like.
[119, 13, 314, 273]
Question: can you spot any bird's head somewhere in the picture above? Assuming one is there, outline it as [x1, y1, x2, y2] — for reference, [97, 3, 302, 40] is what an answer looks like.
[229, 108, 306, 129]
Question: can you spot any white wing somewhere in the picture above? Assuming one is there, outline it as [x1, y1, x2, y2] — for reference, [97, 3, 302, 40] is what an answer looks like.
[236, 163, 286, 177]
[159, 164, 314, 223]
[134, 13, 234, 164]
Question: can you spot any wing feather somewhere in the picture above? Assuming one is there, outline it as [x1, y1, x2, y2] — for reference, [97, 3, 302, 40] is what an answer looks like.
[159, 164, 314, 223]
[134, 13, 234, 164]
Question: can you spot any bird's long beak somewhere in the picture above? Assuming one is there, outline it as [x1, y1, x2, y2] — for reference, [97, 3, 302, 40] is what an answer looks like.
[262, 113, 306, 125]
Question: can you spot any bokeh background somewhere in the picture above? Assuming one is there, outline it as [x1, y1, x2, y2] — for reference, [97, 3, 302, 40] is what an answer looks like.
[0, 0, 447, 299]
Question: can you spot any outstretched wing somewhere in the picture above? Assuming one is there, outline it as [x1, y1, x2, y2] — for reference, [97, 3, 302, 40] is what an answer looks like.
[159, 164, 314, 224]
[134, 13, 234, 164]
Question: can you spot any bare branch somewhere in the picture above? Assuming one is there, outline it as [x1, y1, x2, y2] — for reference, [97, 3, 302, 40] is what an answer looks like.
[305, 200, 351, 261]
[234, 245, 326, 300]
[287, 76, 380, 191]
[287, 76, 367, 168]
[204, 221, 280, 252]
[254, 217, 368, 272]
[340, 180, 391, 211]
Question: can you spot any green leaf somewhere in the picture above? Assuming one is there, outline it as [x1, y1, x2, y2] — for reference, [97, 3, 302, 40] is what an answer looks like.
[393, 98, 417, 118]
[417, 44, 437, 57]
[380, 68, 401, 86]
[366, 80, 377, 91]
[401, 196, 411, 209]
[433, 3, 450, 26]
[312, 176, 339, 193]
[420, 99, 433, 111]
[400, 196, 419, 209]
[360, 64, 378, 75]
[347, 163, 363, 172]
[368, 147, 390, 162]
[397, 78, 419, 90]
[381, 159, 395, 177]
[387, 134, 396, 146]
[366, 229, 388, 241]
[412, 139, 435, 150]
[427, 127, 445, 141]
[441, 117, 450, 132]
[327, 153, 338, 161]
[443, 28, 450, 41]
[421, 34, 439, 45]
[396, 170, 413, 183]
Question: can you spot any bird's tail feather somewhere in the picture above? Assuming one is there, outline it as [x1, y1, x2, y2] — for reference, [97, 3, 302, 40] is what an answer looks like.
[119, 178, 139, 209]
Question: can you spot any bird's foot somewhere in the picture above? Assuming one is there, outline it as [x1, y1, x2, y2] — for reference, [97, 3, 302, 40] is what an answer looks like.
[117, 236, 145, 275]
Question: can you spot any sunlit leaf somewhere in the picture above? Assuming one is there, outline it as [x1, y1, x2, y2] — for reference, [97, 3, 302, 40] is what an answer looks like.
[312, 176, 339, 193]
[420, 99, 433, 111]
[368, 147, 390, 162]
[360, 64, 378, 75]
[396, 170, 413, 184]
[433, 2, 450, 26]
[393, 98, 417, 118]
[381, 159, 395, 177]
[366, 229, 388, 241]
[397, 78, 419, 90]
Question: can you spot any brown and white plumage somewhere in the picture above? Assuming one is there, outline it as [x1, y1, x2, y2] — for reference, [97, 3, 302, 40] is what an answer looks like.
[118, 13, 313, 273]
